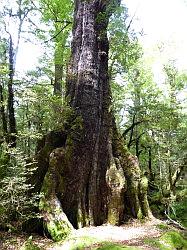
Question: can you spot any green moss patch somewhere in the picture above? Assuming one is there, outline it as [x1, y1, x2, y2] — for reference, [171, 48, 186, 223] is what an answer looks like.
[145, 231, 187, 250]
[155, 223, 169, 231]
[52, 235, 141, 250]
[95, 243, 140, 250]
[46, 219, 72, 242]
[54, 236, 101, 250]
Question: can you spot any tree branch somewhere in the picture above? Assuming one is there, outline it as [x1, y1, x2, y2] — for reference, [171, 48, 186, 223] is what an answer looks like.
[165, 211, 186, 230]
[123, 119, 146, 137]
[44, 22, 71, 43]
[128, 132, 145, 148]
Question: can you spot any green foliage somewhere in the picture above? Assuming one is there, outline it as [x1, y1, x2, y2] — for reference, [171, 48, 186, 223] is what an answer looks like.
[109, 4, 143, 77]
[37, 0, 73, 89]
[16, 81, 74, 155]
[116, 57, 187, 220]
[0, 144, 40, 228]
[18, 84, 72, 131]
[170, 198, 187, 227]
[39, 0, 73, 23]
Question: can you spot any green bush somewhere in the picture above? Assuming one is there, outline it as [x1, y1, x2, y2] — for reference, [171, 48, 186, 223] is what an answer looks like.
[171, 198, 187, 227]
[0, 144, 40, 229]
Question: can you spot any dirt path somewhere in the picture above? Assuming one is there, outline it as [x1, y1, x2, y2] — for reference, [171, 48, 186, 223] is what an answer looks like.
[47, 218, 162, 250]
[0, 218, 165, 249]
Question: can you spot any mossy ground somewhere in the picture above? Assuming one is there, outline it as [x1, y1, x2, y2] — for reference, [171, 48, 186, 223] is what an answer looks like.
[50, 236, 142, 250]
[155, 223, 170, 231]
[93, 243, 140, 250]
[145, 231, 187, 250]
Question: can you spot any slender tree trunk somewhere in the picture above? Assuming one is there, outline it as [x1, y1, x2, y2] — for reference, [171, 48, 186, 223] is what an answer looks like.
[53, 23, 70, 97]
[25, 103, 31, 156]
[0, 43, 8, 142]
[7, 35, 16, 147]
[54, 64, 63, 96]
[171, 161, 185, 195]
[0, 84, 8, 140]
[37, 0, 152, 241]
[128, 114, 135, 148]
[54, 40, 63, 96]
[148, 147, 154, 182]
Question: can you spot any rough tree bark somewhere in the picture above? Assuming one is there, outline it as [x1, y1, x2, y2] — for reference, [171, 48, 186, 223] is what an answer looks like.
[36, 0, 152, 241]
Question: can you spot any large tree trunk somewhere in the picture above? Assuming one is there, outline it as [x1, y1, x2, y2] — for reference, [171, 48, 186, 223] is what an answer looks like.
[37, 0, 152, 241]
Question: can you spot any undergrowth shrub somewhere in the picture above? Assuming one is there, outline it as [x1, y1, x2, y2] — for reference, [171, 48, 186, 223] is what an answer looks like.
[170, 198, 187, 227]
[0, 143, 40, 230]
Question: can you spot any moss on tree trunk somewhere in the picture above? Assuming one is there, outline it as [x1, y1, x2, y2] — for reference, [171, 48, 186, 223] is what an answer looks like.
[39, 147, 74, 241]
[34, 0, 152, 241]
[112, 125, 152, 220]
[106, 158, 126, 225]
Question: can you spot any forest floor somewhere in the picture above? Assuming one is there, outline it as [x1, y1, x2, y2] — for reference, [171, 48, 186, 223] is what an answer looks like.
[0, 218, 186, 250]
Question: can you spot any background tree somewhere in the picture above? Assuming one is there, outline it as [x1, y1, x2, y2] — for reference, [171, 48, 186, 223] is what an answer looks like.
[37, 0, 73, 96]
[0, 0, 36, 147]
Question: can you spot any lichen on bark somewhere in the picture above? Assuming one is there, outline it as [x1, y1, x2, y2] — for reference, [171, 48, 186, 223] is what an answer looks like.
[39, 148, 74, 241]
[112, 125, 152, 220]
[106, 158, 126, 225]
[139, 176, 153, 218]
